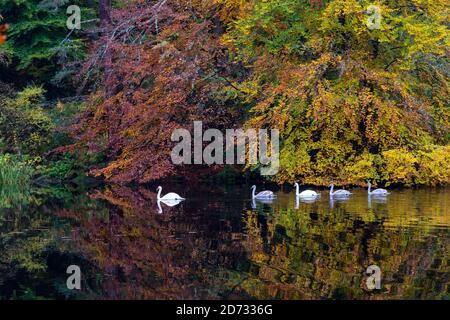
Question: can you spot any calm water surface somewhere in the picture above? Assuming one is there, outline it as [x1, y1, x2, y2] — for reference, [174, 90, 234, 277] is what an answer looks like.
[0, 184, 449, 300]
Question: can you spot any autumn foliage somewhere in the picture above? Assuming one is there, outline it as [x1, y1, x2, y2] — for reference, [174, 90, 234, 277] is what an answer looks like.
[68, 0, 449, 186]
[220, 0, 450, 186]
[69, 0, 242, 183]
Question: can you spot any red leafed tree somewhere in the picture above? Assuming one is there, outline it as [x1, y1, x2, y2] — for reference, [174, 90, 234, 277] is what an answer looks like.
[70, 0, 242, 183]
[309, 0, 324, 8]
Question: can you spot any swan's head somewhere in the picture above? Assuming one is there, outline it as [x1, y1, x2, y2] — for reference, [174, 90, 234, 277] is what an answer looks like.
[294, 183, 299, 187]
[157, 186, 162, 192]
[251, 185, 256, 190]
[367, 181, 371, 187]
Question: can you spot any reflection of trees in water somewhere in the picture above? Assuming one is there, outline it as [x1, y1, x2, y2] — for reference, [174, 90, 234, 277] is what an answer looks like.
[1, 185, 448, 300]
[0, 190, 102, 299]
[237, 204, 449, 300]
[57, 185, 248, 299]
[0, 207, 54, 299]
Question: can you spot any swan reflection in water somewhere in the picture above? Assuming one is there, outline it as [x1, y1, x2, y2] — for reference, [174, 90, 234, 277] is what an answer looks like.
[294, 195, 320, 209]
[157, 199, 184, 214]
[329, 195, 351, 209]
[251, 197, 275, 209]
[368, 194, 388, 208]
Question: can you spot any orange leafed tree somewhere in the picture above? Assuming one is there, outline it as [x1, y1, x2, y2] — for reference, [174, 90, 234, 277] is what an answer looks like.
[69, 0, 242, 183]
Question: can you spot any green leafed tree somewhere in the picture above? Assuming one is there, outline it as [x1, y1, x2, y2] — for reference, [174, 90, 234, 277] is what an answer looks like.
[0, 86, 54, 156]
[0, 0, 94, 90]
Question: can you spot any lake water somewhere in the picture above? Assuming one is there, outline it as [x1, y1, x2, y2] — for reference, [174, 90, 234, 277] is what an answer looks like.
[0, 184, 449, 300]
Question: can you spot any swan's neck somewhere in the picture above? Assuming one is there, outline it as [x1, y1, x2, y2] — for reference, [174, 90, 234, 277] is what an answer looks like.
[252, 187, 256, 199]
[157, 188, 162, 200]
[368, 184, 371, 194]
[330, 185, 334, 196]
[295, 184, 299, 196]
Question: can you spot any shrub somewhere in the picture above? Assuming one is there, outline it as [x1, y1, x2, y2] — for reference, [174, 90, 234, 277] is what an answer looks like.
[416, 146, 450, 186]
[0, 86, 54, 156]
[381, 149, 418, 186]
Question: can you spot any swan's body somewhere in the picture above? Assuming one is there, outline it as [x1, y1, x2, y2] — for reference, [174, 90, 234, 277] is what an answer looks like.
[294, 183, 319, 198]
[329, 184, 351, 197]
[298, 190, 319, 198]
[251, 185, 276, 199]
[367, 182, 389, 196]
[157, 186, 185, 201]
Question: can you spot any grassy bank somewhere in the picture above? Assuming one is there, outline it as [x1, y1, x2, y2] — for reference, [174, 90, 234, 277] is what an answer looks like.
[0, 154, 33, 208]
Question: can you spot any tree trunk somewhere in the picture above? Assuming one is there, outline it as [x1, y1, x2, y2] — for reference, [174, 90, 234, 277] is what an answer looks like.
[99, 0, 112, 25]
[99, 0, 114, 146]
[99, 0, 113, 98]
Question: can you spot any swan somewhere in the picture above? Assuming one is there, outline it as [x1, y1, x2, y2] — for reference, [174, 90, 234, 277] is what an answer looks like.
[294, 183, 320, 198]
[251, 185, 276, 199]
[157, 186, 185, 201]
[329, 184, 351, 197]
[367, 181, 389, 196]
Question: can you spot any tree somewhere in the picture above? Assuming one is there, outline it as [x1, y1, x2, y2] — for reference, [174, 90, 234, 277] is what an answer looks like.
[0, 0, 95, 92]
[224, 0, 450, 186]
[0, 86, 54, 156]
[65, 0, 449, 186]
[70, 0, 243, 183]
[99, 0, 112, 24]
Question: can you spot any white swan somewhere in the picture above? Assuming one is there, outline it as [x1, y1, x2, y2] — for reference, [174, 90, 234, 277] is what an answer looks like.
[329, 184, 351, 197]
[367, 181, 389, 196]
[294, 183, 319, 198]
[157, 186, 185, 201]
[251, 185, 276, 199]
